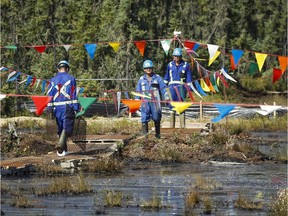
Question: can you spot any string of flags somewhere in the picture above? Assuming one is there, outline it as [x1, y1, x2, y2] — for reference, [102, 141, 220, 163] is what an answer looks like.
[0, 92, 283, 123]
[1, 37, 287, 82]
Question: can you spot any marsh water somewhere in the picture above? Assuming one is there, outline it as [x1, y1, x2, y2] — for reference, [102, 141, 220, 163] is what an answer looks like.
[1, 132, 287, 216]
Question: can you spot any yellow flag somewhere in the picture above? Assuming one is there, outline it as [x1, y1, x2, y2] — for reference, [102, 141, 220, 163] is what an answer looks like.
[131, 91, 151, 99]
[109, 42, 121, 52]
[255, 53, 267, 72]
[170, 102, 192, 114]
[200, 79, 210, 92]
[208, 51, 221, 66]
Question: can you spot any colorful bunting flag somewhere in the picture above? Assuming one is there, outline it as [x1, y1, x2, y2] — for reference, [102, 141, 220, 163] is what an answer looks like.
[131, 91, 151, 99]
[220, 68, 237, 83]
[200, 78, 211, 92]
[278, 56, 288, 74]
[4, 45, 17, 49]
[272, 68, 282, 83]
[194, 80, 207, 96]
[63, 45, 71, 52]
[34, 45, 46, 53]
[31, 96, 52, 116]
[0, 94, 6, 100]
[84, 44, 97, 60]
[230, 55, 237, 70]
[207, 44, 220, 66]
[256, 105, 282, 116]
[255, 52, 267, 72]
[76, 97, 97, 117]
[249, 62, 258, 76]
[170, 101, 192, 114]
[231, 49, 244, 66]
[121, 99, 141, 113]
[134, 41, 146, 56]
[189, 82, 202, 99]
[211, 104, 236, 122]
[109, 42, 121, 52]
[160, 39, 172, 56]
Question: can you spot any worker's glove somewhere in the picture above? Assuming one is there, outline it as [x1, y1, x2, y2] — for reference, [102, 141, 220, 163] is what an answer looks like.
[164, 92, 170, 101]
[151, 83, 160, 89]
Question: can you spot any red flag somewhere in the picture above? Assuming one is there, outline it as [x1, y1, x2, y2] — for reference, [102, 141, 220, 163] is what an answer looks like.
[184, 83, 194, 102]
[273, 68, 282, 83]
[121, 99, 141, 113]
[230, 55, 237, 70]
[134, 41, 146, 56]
[34, 45, 46, 53]
[216, 72, 229, 88]
[30, 77, 37, 87]
[31, 96, 52, 116]
[184, 40, 196, 50]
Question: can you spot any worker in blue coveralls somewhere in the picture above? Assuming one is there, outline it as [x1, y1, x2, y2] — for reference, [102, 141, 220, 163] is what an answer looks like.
[47, 60, 79, 156]
[135, 60, 168, 138]
[164, 48, 192, 128]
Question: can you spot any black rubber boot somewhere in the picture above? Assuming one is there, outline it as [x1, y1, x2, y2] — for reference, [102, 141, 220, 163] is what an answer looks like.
[141, 123, 149, 136]
[154, 121, 161, 139]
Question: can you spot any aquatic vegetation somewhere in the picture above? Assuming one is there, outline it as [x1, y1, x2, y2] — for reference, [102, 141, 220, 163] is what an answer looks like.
[11, 193, 33, 208]
[81, 158, 123, 174]
[104, 190, 123, 207]
[34, 173, 92, 196]
[270, 188, 288, 216]
[194, 175, 223, 190]
[185, 189, 200, 209]
[234, 192, 263, 210]
[202, 195, 213, 214]
[140, 189, 163, 210]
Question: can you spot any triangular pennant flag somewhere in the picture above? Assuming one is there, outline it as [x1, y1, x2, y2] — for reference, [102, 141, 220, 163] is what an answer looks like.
[6, 71, 17, 82]
[184, 40, 196, 50]
[211, 104, 236, 123]
[84, 44, 97, 60]
[0, 94, 6, 101]
[231, 49, 244, 66]
[193, 43, 200, 52]
[42, 80, 47, 93]
[210, 74, 219, 92]
[230, 55, 237, 70]
[272, 68, 283, 83]
[208, 51, 221, 66]
[109, 42, 121, 52]
[63, 45, 71, 52]
[256, 105, 282, 116]
[31, 96, 52, 116]
[205, 77, 216, 93]
[207, 44, 219, 66]
[76, 97, 97, 117]
[4, 45, 17, 50]
[278, 56, 288, 74]
[215, 72, 229, 88]
[184, 83, 195, 102]
[34, 45, 46, 53]
[7, 71, 21, 82]
[170, 102, 192, 115]
[161, 39, 172, 56]
[121, 99, 141, 113]
[134, 41, 146, 56]
[194, 80, 207, 96]
[220, 68, 237, 82]
[200, 78, 210, 92]
[26, 75, 33, 86]
[248, 62, 258, 76]
[30, 77, 37, 87]
[190, 82, 203, 99]
[255, 52, 267, 72]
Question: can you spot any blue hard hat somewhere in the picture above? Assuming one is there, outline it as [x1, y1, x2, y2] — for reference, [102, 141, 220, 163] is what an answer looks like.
[57, 60, 70, 69]
[143, 60, 154, 69]
[173, 48, 182, 56]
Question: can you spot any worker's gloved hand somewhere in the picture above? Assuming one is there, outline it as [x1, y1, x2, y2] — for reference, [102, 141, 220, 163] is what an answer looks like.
[151, 83, 160, 89]
[164, 92, 170, 101]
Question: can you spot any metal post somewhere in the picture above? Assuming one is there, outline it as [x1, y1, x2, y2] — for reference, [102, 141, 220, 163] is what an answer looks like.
[199, 100, 203, 120]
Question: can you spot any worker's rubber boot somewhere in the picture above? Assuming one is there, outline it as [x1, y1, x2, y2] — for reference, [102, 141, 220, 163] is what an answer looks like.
[170, 111, 176, 128]
[141, 123, 149, 136]
[154, 121, 161, 139]
[56, 130, 68, 155]
[180, 112, 186, 128]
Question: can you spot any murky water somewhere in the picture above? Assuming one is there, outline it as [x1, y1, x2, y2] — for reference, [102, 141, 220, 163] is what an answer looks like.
[1, 162, 287, 216]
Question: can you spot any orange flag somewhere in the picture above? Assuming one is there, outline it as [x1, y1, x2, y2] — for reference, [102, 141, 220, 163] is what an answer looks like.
[134, 41, 146, 56]
[278, 56, 288, 74]
[121, 99, 141, 113]
[31, 96, 52, 116]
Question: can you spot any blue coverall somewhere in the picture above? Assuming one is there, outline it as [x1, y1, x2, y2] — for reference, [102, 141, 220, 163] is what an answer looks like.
[47, 72, 79, 136]
[135, 73, 167, 123]
[163, 60, 192, 102]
